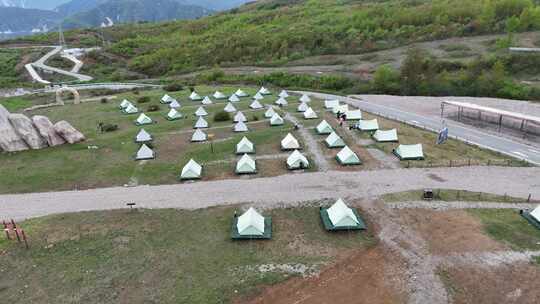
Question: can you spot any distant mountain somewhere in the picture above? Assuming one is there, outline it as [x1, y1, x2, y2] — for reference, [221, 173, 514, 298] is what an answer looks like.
[55, 0, 108, 16]
[0, 0, 70, 10]
[62, 0, 212, 29]
[0, 7, 61, 36]
[181, 0, 252, 11]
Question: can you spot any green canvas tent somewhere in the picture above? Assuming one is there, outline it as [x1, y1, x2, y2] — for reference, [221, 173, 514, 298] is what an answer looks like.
[202, 96, 213, 105]
[316, 120, 334, 135]
[320, 198, 366, 231]
[299, 94, 311, 103]
[279, 90, 289, 98]
[166, 108, 183, 121]
[229, 94, 240, 103]
[135, 113, 153, 126]
[270, 113, 284, 126]
[135, 144, 155, 160]
[234, 111, 247, 123]
[189, 91, 203, 101]
[236, 137, 255, 154]
[191, 129, 207, 142]
[213, 91, 227, 100]
[235, 89, 249, 97]
[135, 129, 152, 143]
[372, 129, 398, 142]
[393, 144, 424, 160]
[324, 99, 339, 109]
[357, 119, 379, 131]
[195, 106, 208, 117]
[259, 86, 271, 95]
[303, 107, 318, 119]
[286, 150, 309, 170]
[250, 100, 263, 109]
[123, 104, 139, 114]
[180, 159, 202, 180]
[119, 99, 133, 109]
[281, 133, 300, 150]
[232, 207, 272, 239]
[169, 100, 181, 109]
[297, 102, 309, 112]
[194, 117, 209, 129]
[325, 132, 346, 148]
[265, 107, 276, 118]
[336, 146, 362, 165]
[234, 121, 249, 132]
[161, 94, 175, 104]
[345, 110, 362, 121]
[224, 102, 237, 113]
[254, 92, 264, 100]
[236, 154, 257, 174]
[275, 97, 288, 106]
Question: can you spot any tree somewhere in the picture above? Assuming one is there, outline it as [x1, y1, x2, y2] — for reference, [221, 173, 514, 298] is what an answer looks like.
[400, 48, 427, 95]
[371, 65, 400, 94]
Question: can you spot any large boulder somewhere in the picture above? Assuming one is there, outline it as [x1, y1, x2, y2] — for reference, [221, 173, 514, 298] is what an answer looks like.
[32, 115, 66, 146]
[0, 104, 28, 152]
[8, 113, 48, 149]
[53, 121, 85, 144]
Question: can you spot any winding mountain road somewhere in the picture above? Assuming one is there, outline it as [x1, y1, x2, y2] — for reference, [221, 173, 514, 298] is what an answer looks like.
[25, 46, 93, 84]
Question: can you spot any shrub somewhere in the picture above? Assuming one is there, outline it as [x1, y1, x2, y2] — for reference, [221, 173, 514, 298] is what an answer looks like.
[214, 110, 231, 122]
[100, 98, 108, 104]
[252, 115, 259, 121]
[147, 105, 160, 112]
[137, 96, 151, 103]
[164, 83, 183, 92]
[132, 88, 140, 95]
[102, 124, 118, 132]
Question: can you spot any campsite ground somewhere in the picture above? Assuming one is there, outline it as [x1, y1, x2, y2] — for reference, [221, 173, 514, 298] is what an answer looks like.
[0, 86, 522, 194]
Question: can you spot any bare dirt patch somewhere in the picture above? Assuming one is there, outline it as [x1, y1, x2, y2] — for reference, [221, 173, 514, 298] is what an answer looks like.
[237, 246, 407, 304]
[398, 209, 506, 255]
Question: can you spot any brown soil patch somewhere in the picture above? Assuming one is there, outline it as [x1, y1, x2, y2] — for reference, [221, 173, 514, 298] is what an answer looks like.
[438, 263, 540, 304]
[398, 209, 507, 255]
[236, 246, 407, 304]
[155, 133, 191, 162]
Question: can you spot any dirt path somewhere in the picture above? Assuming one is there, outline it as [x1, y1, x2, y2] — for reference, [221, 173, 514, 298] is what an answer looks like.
[284, 113, 330, 171]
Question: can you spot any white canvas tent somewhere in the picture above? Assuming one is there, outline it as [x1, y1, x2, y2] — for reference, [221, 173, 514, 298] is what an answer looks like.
[236, 154, 257, 174]
[253, 92, 264, 100]
[258, 87, 271, 95]
[135, 129, 152, 143]
[281, 133, 300, 150]
[180, 159, 202, 180]
[224, 102, 237, 113]
[275, 97, 288, 106]
[299, 94, 311, 103]
[202, 96, 213, 105]
[316, 120, 333, 135]
[287, 150, 309, 169]
[123, 104, 139, 114]
[345, 110, 362, 121]
[336, 146, 361, 165]
[373, 129, 398, 142]
[229, 94, 240, 103]
[530, 205, 540, 222]
[234, 121, 249, 132]
[194, 117, 209, 129]
[135, 113, 153, 125]
[195, 106, 208, 117]
[270, 113, 284, 126]
[332, 104, 349, 114]
[250, 100, 263, 109]
[135, 144, 154, 160]
[265, 107, 276, 118]
[191, 129, 207, 142]
[190, 91, 203, 101]
[166, 108, 183, 120]
[324, 99, 339, 109]
[169, 100, 181, 109]
[394, 144, 424, 160]
[279, 90, 289, 98]
[120, 99, 133, 109]
[303, 107, 318, 119]
[213, 91, 227, 99]
[297, 102, 309, 112]
[358, 119, 379, 131]
[325, 132, 346, 148]
[235, 89, 249, 97]
[327, 199, 360, 227]
[234, 111, 247, 123]
[161, 94, 175, 104]
[237, 207, 265, 236]
[236, 137, 255, 154]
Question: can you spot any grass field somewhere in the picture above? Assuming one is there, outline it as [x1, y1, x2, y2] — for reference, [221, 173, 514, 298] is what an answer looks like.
[382, 189, 535, 203]
[0, 206, 374, 303]
[468, 209, 540, 251]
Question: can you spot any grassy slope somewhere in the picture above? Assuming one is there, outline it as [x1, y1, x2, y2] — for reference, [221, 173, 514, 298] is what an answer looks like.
[382, 189, 533, 203]
[0, 206, 374, 303]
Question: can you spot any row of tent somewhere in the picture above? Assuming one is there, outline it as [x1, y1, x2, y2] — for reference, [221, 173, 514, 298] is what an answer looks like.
[232, 198, 366, 239]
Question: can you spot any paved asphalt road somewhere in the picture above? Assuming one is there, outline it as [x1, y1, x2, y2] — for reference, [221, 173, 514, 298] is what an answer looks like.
[295, 91, 540, 165]
[31, 46, 93, 82]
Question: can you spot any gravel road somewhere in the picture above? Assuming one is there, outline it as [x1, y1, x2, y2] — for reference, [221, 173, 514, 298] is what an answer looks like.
[1, 166, 539, 221]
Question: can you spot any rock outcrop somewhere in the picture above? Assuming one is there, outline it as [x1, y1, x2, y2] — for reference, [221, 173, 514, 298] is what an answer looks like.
[53, 121, 86, 144]
[8, 113, 48, 149]
[32, 115, 66, 146]
[0, 104, 28, 152]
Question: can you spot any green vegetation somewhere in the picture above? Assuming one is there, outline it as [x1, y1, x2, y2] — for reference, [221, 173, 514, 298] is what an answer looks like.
[468, 209, 540, 250]
[382, 189, 532, 203]
[0, 206, 374, 303]
[534, 255, 540, 265]
[0, 96, 34, 112]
